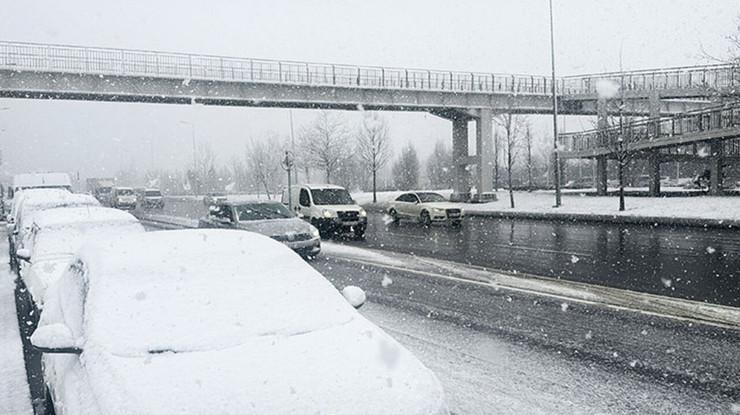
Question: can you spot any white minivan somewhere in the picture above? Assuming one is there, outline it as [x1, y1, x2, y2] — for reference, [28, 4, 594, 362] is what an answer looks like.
[282, 184, 367, 239]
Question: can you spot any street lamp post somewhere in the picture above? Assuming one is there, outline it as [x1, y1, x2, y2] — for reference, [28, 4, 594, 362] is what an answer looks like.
[281, 151, 295, 212]
[549, 0, 562, 207]
[179, 121, 197, 170]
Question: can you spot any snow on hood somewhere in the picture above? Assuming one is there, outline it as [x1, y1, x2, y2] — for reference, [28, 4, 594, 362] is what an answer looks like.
[83, 318, 447, 415]
[235, 217, 315, 237]
[422, 202, 464, 210]
[79, 230, 352, 355]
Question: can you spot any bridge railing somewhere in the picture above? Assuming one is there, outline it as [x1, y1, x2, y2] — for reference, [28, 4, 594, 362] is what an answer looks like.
[561, 63, 739, 95]
[558, 102, 740, 154]
[0, 41, 556, 95]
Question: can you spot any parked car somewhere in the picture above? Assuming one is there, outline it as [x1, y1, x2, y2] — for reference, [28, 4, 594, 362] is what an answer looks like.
[7, 189, 99, 269]
[282, 184, 367, 239]
[202, 192, 227, 206]
[110, 187, 137, 210]
[387, 192, 464, 226]
[31, 229, 448, 415]
[198, 200, 320, 257]
[137, 188, 165, 209]
[16, 206, 144, 308]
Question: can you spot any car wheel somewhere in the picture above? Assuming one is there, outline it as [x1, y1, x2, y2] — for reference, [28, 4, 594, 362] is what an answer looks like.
[420, 210, 432, 227]
[450, 220, 462, 227]
[388, 208, 400, 224]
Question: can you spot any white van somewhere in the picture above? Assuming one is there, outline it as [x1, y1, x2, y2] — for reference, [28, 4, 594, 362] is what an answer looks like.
[110, 187, 137, 210]
[282, 184, 367, 239]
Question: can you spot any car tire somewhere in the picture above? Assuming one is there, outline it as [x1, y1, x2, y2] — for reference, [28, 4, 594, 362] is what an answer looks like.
[420, 210, 432, 227]
[388, 208, 400, 225]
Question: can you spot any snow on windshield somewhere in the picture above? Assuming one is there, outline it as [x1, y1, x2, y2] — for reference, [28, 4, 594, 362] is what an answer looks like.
[235, 202, 294, 221]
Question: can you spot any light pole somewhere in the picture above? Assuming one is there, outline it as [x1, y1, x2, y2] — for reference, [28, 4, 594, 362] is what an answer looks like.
[281, 151, 295, 212]
[549, 0, 562, 207]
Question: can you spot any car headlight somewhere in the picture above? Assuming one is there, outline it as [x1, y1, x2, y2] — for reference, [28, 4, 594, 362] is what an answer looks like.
[433, 208, 445, 213]
[310, 226, 320, 238]
[358, 207, 367, 217]
[322, 209, 335, 218]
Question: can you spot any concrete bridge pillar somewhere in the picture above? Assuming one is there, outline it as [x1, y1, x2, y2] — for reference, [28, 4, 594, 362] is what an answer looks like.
[648, 153, 661, 196]
[595, 156, 608, 195]
[648, 91, 662, 196]
[451, 117, 471, 202]
[475, 108, 494, 197]
[709, 140, 724, 195]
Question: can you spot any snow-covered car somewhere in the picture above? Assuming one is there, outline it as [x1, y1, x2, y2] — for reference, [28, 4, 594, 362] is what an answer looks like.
[282, 184, 367, 239]
[388, 192, 464, 226]
[7, 189, 99, 268]
[16, 206, 144, 308]
[198, 200, 321, 257]
[32, 229, 448, 415]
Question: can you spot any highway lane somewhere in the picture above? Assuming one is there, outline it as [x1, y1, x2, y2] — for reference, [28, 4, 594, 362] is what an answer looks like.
[312, 255, 740, 414]
[341, 213, 740, 307]
[152, 197, 740, 306]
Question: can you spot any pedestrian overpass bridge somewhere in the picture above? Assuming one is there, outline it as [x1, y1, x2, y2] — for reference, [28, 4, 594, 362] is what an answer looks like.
[0, 40, 738, 199]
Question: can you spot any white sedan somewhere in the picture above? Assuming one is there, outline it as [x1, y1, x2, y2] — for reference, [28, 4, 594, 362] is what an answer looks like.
[388, 192, 464, 226]
[16, 206, 144, 308]
[32, 229, 449, 415]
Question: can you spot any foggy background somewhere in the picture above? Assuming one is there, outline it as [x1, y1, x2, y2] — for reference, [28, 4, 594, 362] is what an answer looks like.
[0, 0, 738, 183]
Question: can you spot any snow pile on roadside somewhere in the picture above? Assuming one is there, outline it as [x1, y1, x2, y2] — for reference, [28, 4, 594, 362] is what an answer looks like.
[466, 191, 740, 221]
[322, 242, 406, 267]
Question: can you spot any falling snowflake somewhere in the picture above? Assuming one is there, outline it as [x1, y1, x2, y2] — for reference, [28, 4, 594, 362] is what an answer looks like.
[706, 246, 716, 254]
[381, 275, 393, 288]
[560, 303, 569, 312]
[629, 360, 638, 368]
[182, 78, 191, 86]
[570, 255, 580, 264]
[585, 331, 593, 340]
[660, 277, 672, 288]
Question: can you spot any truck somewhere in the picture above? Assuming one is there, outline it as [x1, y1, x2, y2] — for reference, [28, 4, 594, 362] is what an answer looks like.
[86, 178, 116, 206]
[9, 172, 72, 198]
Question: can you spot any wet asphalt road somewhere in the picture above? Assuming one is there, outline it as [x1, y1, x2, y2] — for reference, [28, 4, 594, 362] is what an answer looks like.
[157, 197, 740, 307]
[340, 213, 740, 307]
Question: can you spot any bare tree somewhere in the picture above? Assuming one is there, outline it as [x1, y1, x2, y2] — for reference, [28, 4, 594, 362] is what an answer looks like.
[392, 143, 420, 190]
[192, 142, 217, 195]
[299, 111, 351, 183]
[524, 123, 534, 192]
[245, 136, 281, 199]
[356, 113, 392, 202]
[425, 140, 453, 190]
[495, 113, 525, 208]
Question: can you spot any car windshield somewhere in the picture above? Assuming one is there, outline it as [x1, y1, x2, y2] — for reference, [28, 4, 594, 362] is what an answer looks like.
[235, 202, 294, 221]
[311, 189, 354, 205]
[417, 192, 446, 203]
[117, 189, 134, 195]
[145, 190, 162, 197]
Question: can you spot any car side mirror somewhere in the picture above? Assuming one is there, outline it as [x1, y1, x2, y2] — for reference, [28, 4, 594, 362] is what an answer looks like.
[16, 248, 31, 263]
[341, 286, 366, 309]
[31, 323, 82, 354]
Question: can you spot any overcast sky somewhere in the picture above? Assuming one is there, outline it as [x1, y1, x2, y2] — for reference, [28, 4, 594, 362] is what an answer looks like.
[1, 0, 738, 181]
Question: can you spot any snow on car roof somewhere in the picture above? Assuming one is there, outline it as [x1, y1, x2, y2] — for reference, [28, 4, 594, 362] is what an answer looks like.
[31, 206, 139, 229]
[13, 172, 71, 188]
[301, 183, 346, 190]
[79, 229, 354, 354]
[20, 189, 98, 208]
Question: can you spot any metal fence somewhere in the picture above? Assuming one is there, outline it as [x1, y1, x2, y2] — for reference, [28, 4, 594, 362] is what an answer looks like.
[0, 41, 554, 95]
[558, 102, 740, 154]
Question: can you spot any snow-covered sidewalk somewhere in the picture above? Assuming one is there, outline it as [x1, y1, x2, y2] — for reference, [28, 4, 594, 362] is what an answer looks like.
[0, 234, 33, 415]
[353, 189, 740, 226]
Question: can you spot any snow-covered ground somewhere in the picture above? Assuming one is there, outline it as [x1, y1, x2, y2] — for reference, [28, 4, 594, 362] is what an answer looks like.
[352, 189, 740, 222]
[0, 234, 33, 415]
